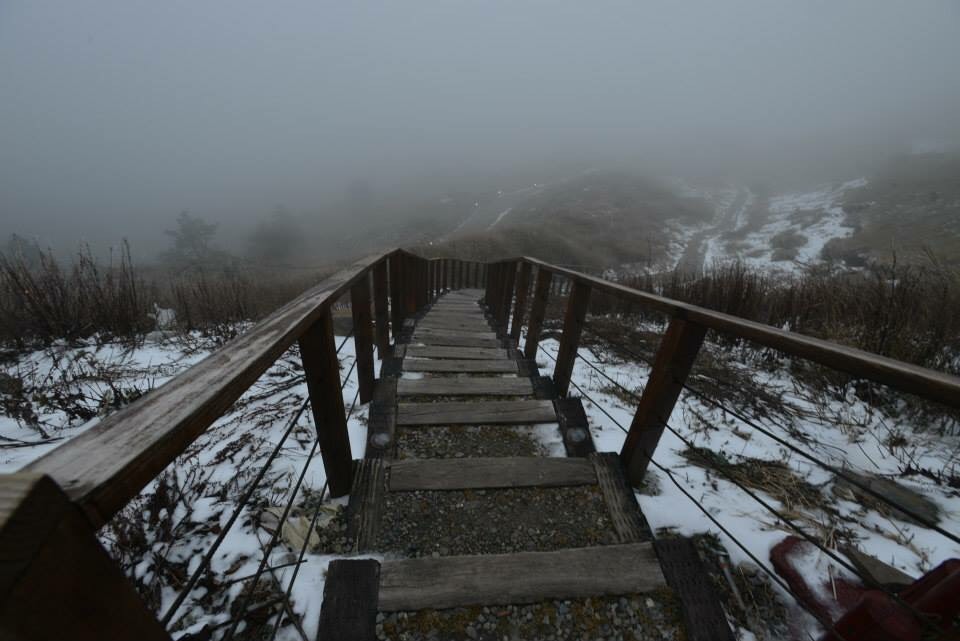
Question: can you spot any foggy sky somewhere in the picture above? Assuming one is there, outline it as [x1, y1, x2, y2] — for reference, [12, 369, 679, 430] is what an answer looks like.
[2, 1, 959, 255]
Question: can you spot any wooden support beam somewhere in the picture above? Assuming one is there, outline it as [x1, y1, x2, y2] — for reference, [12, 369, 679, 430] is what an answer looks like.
[620, 317, 706, 486]
[389, 253, 404, 341]
[523, 266, 553, 360]
[299, 310, 352, 497]
[373, 260, 390, 357]
[552, 280, 592, 397]
[510, 262, 532, 342]
[351, 276, 376, 404]
[316, 559, 380, 641]
[0, 474, 171, 641]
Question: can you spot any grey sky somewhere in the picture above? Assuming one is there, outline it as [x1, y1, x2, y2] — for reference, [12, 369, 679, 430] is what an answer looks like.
[1, 1, 958, 254]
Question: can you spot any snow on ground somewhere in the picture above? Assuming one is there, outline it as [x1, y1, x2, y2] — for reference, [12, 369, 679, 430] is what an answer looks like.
[1, 331, 375, 640]
[732, 179, 867, 273]
[530, 332, 960, 638]
[6, 316, 959, 638]
[1, 337, 209, 470]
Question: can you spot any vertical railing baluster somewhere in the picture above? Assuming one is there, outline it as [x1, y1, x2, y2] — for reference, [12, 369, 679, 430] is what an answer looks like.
[389, 253, 404, 341]
[299, 309, 352, 497]
[620, 318, 706, 486]
[523, 266, 553, 359]
[373, 260, 390, 358]
[552, 280, 591, 397]
[497, 261, 517, 334]
[350, 275, 375, 403]
[510, 262, 532, 343]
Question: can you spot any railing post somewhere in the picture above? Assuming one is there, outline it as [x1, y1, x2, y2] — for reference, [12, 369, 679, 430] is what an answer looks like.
[0, 474, 171, 641]
[404, 255, 417, 314]
[510, 262, 532, 343]
[486, 263, 501, 315]
[552, 280, 591, 397]
[621, 317, 707, 486]
[442, 259, 449, 292]
[434, 261, 441, 298]
[373, 260, 390, 357]
[350, 276, 376, 403]
[523, 267, 553, 359]
[419, 259, 428, 308]
[497, 261, 517, 333]
[299, 309, 352, 497]
[389, 253, 404, 341]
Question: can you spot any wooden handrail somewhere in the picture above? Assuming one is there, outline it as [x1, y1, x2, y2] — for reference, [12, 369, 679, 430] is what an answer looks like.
[24, 250, 396, 527]
[509, 256, 960, 410]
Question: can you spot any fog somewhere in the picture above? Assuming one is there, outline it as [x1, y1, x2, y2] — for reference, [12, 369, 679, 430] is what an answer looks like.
[2, 1, 958, 257]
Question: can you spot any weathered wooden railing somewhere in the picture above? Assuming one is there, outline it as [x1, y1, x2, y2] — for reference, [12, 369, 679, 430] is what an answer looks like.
[0, 249, 485, 640]
[4, 249, 960, 639]
[484, 257, 960, 487]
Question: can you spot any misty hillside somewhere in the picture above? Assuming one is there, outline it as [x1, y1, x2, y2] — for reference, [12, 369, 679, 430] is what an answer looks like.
[830, 153, 960, 265]
[435, 173, 711, 269]
[426, 155, 960, 276]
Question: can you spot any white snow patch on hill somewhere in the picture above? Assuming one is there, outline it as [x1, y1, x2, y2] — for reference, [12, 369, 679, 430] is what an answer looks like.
[735, 178, 867, 273]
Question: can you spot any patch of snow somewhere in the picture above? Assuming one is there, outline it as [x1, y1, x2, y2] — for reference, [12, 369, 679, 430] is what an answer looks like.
[487, 207, 513, 230]
[527, 331, 960, 636]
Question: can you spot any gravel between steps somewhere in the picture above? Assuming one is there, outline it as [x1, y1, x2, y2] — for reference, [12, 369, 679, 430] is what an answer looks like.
[377, 486, 618, 557]
[375, 591, 684, 641]
[395, 425, 548, 459]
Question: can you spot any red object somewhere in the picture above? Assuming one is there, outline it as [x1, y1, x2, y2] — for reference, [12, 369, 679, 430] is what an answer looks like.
[822, 559, 960, 641]
[770, 536, 960, 640]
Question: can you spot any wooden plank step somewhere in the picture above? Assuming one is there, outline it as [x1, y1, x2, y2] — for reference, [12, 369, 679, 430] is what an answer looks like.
[414, 328, 496, 339]
[388, 457, 596, 491]
[397, 400, 557, 425]
[424, 313, 484, 320]
[411, 335, 502, 348]
[405, 345, 507, 360]
[378, 543, 665, 611]
[419, 313, 490, 323]
[397, 377, 532, 397]
[403, 359, 517, 374]
[417, 322, 493, 333]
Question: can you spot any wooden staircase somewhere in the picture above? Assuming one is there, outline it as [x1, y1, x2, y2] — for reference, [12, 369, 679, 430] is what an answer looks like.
[318, 289, 732, 641]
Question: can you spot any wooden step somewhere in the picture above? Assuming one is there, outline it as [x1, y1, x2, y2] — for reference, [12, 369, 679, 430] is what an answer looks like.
[405, 345, 507, 360]
[388, 457, 596, 491]
[417, 322, 493, 333]
[424, 307, 484, 314]
[403, 359, 517, 374]
[397, 400, 557, 425]
[378, 543, 665, 611]
[397, 377, 532, 397]
[411, 335, 502, 348]
[418, 314, 490, 325]
[414, 328, 496, 339]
